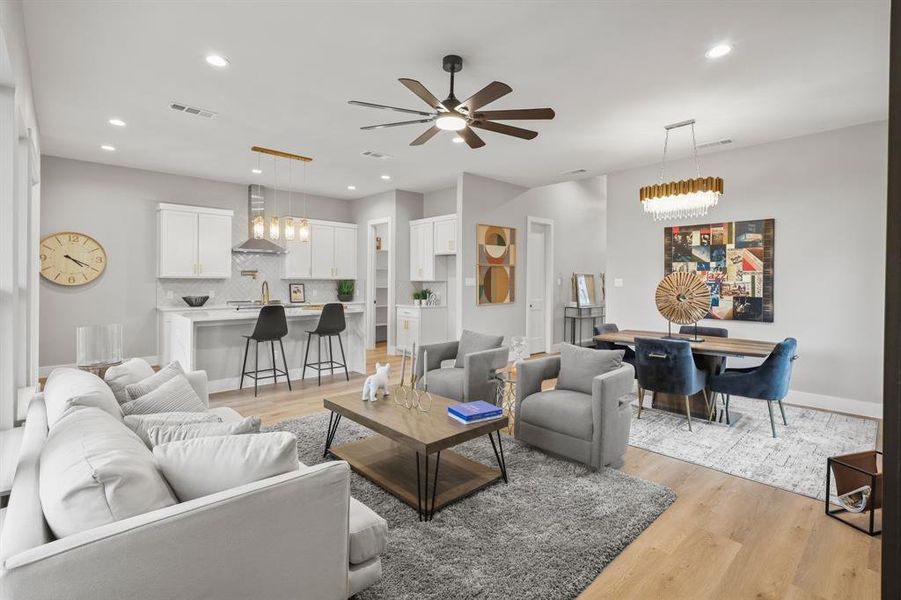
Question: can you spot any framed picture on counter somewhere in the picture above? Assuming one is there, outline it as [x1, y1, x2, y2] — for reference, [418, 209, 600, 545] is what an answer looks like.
[289, 283, 305, 304]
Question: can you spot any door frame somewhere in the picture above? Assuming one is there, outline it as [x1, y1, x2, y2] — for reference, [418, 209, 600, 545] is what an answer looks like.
[525, 216, 554, 355]
[366, 216, 392, 349]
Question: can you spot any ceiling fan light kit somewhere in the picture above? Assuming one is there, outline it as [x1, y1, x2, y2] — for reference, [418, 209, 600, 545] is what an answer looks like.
[349, 54, 555, 148]
[640, 119, 724, 221]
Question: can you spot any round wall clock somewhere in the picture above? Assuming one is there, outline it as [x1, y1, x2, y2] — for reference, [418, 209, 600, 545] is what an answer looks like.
[40, 231, 107, 286]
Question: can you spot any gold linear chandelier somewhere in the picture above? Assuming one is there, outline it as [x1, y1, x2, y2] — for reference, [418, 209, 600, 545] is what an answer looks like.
[250, 146, 313, 243]
[639, 119, 723, 221]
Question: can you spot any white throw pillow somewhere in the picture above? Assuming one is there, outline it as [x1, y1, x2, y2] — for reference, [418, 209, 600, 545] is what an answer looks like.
[43, 367, 122, 428]
[125, 361, 184, 400]
[124, 412, 223, 447]
[104, 358, 155, 404]
[153, 432, 299, 501]
[120, 374, 206, 416]
[39, 407, 177, 538]
[147, 416, 261, 447]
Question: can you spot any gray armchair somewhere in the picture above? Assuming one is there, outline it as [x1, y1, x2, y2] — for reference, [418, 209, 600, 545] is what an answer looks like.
[414, 331, 508, 403]
[514, 355, 634, 469]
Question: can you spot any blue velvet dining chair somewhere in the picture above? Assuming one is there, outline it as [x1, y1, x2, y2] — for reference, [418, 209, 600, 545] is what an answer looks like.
[595, 323, 643, 405]
[708, 338, 798, 438]
[634, 338, 709, 431]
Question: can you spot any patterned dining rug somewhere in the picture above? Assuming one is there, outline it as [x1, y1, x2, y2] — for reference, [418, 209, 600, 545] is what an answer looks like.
[628, 393, 879, 500]
[266, 412, 675, 600]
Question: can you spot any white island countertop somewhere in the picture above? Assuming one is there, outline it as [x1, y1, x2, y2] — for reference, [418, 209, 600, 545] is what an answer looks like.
[157, 301, 364, 314]
[169, 305, 363, 324]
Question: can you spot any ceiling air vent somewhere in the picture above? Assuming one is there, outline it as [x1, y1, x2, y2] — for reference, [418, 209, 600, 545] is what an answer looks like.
[169, 102, 218, 119]
[697, 138, 733, 150]
[361, 150, 392, 160]
[562, 168, 588, 176]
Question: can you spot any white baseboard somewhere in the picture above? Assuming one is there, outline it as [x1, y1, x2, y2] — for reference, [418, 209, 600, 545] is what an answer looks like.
[783, 389, 882, 419]
[39, 355, 160, 378]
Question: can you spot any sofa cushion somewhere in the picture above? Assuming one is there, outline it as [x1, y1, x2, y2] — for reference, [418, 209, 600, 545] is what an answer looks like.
[124, 412, 223, 447]
[557, 344, 624, 396]
[519, 389, 594, 440]
[43, 367, 122, 428]
[104, 358, 155, 404]
[120, 374, 207, 416]
[39, 407, 177, 538]
[423, 367, 465, 401]
[153, 432, 299, 501]
[206, 406, 245, 424]
[454, 330, 504, 368]
[125, 361, 184, 400]
[147, 416, 261, 447]
[348, 497, 388, 565]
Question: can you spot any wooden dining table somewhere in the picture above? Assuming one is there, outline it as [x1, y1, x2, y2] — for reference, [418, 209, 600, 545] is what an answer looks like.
[593, 329, 778, 425]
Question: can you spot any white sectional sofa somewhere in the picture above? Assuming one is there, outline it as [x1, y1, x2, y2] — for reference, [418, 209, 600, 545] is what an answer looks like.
[0, 367, 386, 600]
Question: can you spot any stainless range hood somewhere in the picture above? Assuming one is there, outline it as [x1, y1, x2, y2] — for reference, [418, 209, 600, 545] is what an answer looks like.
[232, 185, 286, 254]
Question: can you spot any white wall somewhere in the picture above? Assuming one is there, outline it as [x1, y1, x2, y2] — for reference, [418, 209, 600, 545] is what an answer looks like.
[606, 121, 887, 417]
[39, 156, 353, 367]
[458, 172, 607, 346]
[423, 186, 456, 218]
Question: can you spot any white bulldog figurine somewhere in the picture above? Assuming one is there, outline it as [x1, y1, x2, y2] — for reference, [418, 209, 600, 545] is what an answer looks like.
[361, 362, 391, 401]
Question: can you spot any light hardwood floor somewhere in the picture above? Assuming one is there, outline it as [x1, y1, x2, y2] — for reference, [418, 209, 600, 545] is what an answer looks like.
[209, 343, 881, 600]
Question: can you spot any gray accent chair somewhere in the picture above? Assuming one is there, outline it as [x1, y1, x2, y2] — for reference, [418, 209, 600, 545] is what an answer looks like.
[414, 330, 509, 403]
[514, 355, 634, 469]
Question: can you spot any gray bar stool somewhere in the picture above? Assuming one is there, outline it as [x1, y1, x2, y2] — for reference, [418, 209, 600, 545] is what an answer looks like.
[240, 305, 292, 397]
[302, 303, 349, 385]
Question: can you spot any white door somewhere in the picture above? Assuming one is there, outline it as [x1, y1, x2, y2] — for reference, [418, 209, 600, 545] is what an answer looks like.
[311, 224, 335, 279]
[197, 213, 232, 278]
[333, 226, 357, 279]
[527, 221, 548, 354]
[159, 210, 198, 277]
[434, 218, 456, 255]
[284, 237, 312, 278]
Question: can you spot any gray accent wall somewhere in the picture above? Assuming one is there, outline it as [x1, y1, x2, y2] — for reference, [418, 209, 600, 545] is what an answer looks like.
[605, 121, 887, 415]
[423, 186, 456, 217]
[39, 156, 353, 367]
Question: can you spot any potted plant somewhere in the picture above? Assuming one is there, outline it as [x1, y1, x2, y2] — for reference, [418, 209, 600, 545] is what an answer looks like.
[421, 288, 433, 305]
[337, 280, 355, 302]
[413, 291, 423, 306]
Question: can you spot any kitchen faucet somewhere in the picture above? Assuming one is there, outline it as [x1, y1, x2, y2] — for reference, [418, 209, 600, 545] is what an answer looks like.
[261, 280, 270, 305]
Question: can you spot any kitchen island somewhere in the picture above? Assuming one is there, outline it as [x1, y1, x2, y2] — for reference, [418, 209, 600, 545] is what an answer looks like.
[158, 303, 365, 392]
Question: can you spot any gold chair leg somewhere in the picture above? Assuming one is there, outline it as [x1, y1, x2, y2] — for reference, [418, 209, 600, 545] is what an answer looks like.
[684, 395, 693, 431]
[636, 386, 644, 419]
[702, 389, 713, 423]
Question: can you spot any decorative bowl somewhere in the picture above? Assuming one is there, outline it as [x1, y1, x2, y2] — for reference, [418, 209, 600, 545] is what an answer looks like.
[182, 295, 210, 307]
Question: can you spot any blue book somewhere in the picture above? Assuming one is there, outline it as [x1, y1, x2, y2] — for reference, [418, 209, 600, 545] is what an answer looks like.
[448, 400, 503, 423]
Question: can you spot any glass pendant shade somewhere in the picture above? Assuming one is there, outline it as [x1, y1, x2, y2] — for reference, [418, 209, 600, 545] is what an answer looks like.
[298, 218, 310, 242]
[269, 216, 280, 240]
[252, 215, 265, 240]
[284, 217, 295, 241]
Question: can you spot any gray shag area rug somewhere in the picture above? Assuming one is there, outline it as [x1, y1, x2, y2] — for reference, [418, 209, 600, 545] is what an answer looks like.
[265, 412, 675, 600]
[628, 393, 879, 500]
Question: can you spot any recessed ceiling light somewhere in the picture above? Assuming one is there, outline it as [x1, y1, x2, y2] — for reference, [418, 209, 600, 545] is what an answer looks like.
[347, 185, 356, 190]
[380, 175, 391, 180]
[452, 136, 464, 144]
[251, 168, 262, 174]
[705, 44, 732, 59]
[100, 145, 116, 151]
[205, 54, 230, 68]
[108, 118, 126, 127]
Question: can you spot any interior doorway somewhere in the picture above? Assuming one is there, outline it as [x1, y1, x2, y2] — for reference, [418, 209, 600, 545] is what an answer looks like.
[366, 218, 391, 349]
[525, 217, 554, 355]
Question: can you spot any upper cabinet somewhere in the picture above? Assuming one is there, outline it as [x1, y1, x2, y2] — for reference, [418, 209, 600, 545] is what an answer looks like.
[158, 204, 233, 279]
[285, 219, 357, 280]
[410, 214, 456, 281]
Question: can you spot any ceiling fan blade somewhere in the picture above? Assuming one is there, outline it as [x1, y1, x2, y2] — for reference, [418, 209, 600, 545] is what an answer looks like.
[398, 78, 446, 111]
[457, 126, 485, 149]
[348, 100, 433, 117]
[361, 118, 435, 131]
[410, 126, 442, 146]
[471, 108, 555, 121]
[459, 81, 513, 112]
[470, 120, 538, 140]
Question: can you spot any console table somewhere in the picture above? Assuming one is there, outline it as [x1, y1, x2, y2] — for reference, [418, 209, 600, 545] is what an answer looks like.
[563, 305, 605, 347]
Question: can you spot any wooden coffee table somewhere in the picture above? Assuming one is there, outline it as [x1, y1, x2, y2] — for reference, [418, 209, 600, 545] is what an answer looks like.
[323, 386, 509, 521]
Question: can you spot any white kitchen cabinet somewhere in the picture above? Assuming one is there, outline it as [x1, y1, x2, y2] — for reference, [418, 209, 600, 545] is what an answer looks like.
[158, 203, 233, 279]
[395, 305, 448, 352]
[410, 221, 435, 281]
[290, 220, 357, 280]
[433, 216, 456, 255]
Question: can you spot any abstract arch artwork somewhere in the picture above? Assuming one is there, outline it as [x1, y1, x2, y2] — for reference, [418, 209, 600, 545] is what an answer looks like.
[477, 224, 516, 305]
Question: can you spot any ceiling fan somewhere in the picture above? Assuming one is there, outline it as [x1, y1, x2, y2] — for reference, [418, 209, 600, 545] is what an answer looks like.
[348, 55, 555, 149]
